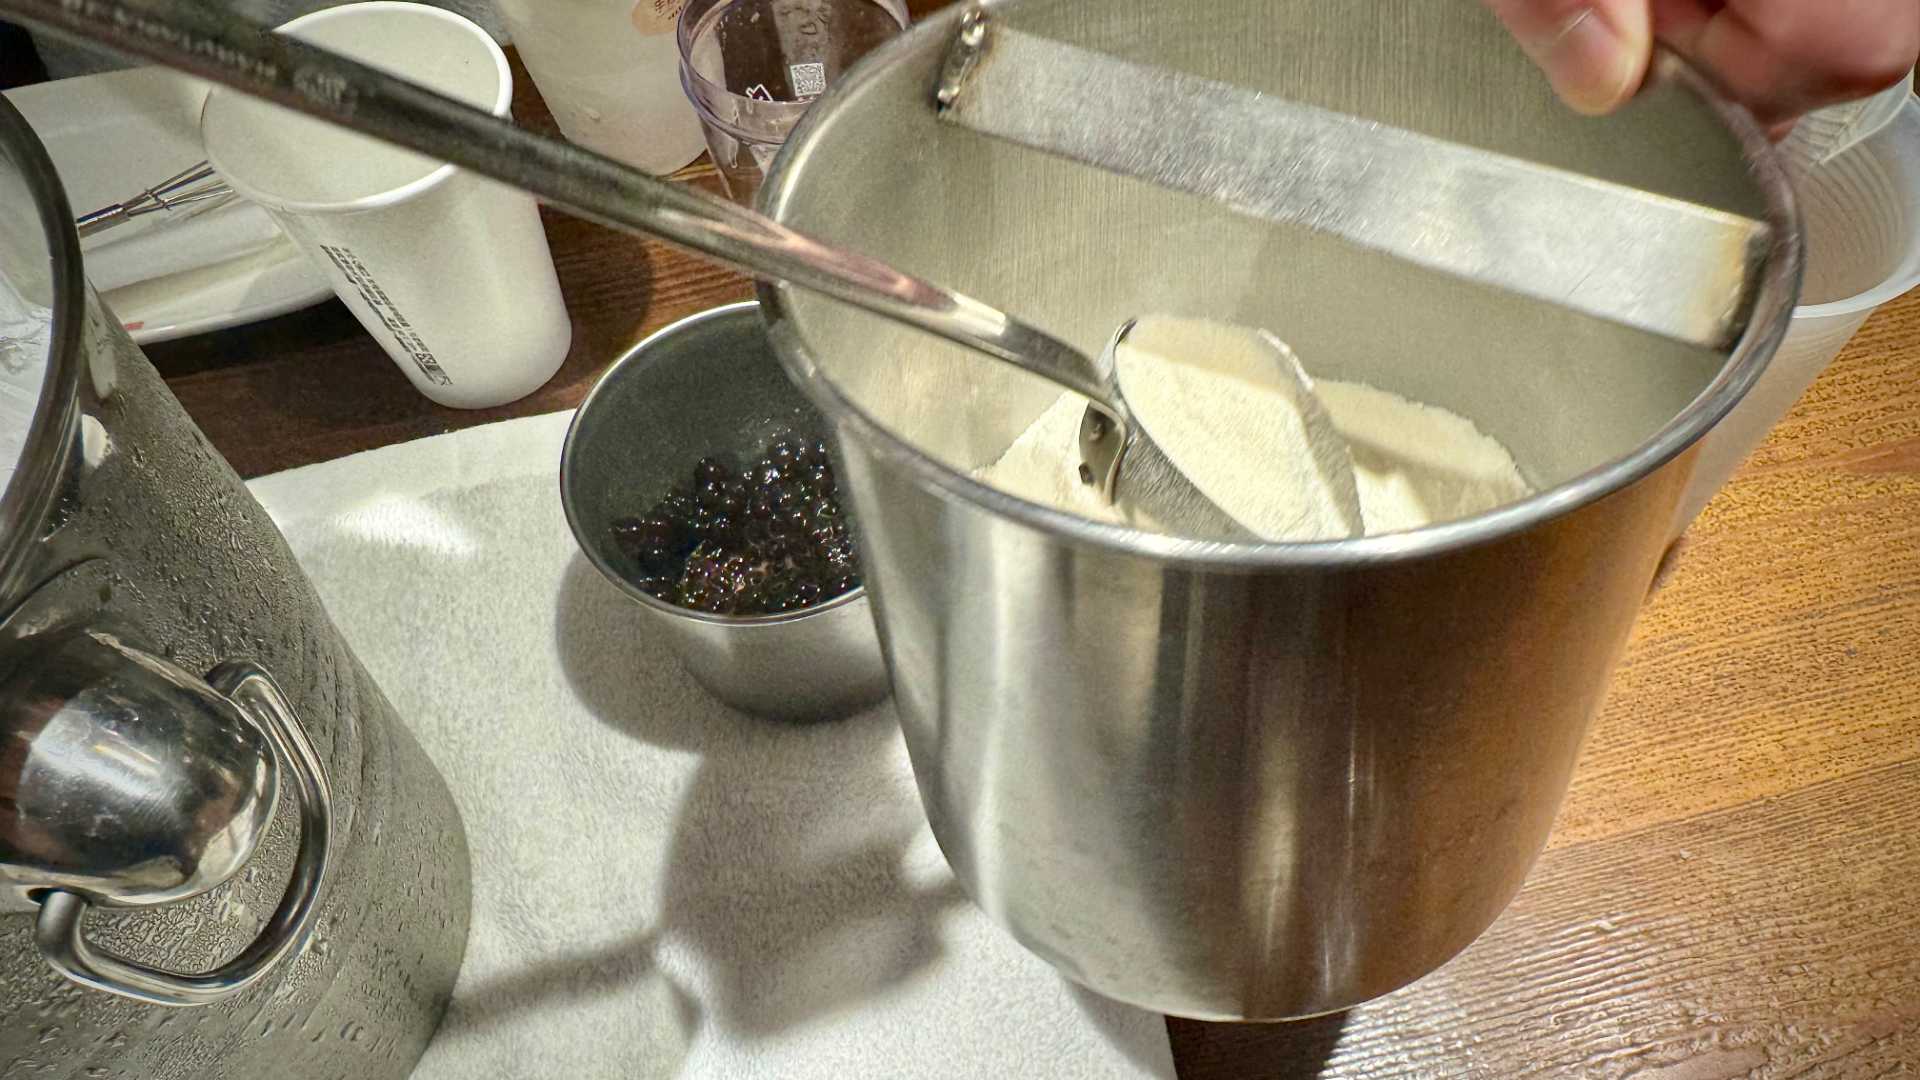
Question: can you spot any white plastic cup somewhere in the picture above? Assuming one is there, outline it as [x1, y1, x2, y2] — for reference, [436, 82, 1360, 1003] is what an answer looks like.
[491, 0, 706, 174]
[201, 2, 572, 410]
[1796, 65, 1915, 165]
[1673, 97, 1920, 537]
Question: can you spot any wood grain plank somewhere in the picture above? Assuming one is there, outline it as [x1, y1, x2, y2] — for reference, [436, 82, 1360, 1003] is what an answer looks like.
[1171, 756, 1920, 1079]
[1550, 303, 1920, 850]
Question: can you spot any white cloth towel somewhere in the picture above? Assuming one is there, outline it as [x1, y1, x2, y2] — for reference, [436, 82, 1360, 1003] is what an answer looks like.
[248, 411, 1177, 1080]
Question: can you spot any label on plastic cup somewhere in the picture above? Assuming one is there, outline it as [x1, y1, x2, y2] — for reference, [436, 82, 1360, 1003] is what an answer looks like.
[791, 61, 826, 98]
[632, 0, 687, 36]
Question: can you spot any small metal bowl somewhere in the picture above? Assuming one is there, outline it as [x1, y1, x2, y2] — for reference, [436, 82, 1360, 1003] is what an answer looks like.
[560, 302, 890, 722]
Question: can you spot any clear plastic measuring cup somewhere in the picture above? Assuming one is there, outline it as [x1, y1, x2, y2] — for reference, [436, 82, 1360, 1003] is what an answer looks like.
[1674, 95, 1920, 535]
[1796, 65, 1915, 165]
[676, 0, 908, 203]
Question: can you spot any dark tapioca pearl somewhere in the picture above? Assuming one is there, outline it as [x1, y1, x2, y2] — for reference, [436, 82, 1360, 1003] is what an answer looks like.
[657, 489, 694, 519]
[615, 431, 858, 616]
[693, 457, 733, 487]
[633, 544, 673, 574]
[675, 578, 713, 609]
[633, 514, 689, 548]
[683, 543, 720, 573]
[608, 517, 651, 556]
[696, 480, 731, 510]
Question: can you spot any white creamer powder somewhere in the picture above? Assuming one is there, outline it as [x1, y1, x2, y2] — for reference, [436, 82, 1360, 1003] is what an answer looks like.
[974, 380, 1531, 540]
[1112, 318, 1364, 541]
[974, 392, 1135, 524]
[1315, 380, 1533, 535]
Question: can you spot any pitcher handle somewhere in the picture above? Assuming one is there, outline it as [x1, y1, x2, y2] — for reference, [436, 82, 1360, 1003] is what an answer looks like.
[33, 662, 334, 1007]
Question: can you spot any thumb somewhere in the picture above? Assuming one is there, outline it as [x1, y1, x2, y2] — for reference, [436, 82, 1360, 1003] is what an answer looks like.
[1483, 0, 1654, 115]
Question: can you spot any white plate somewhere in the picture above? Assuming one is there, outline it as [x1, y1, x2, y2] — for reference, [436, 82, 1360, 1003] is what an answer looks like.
[4, 67, 333, 345]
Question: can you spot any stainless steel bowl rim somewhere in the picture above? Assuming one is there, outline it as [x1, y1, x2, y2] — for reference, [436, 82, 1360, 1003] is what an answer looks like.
[559, 300, 870, 627]
[756, 15, 1804, 572]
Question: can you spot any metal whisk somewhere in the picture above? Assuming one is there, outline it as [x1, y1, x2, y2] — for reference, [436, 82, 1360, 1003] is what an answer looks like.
[74, 160, 234, 239]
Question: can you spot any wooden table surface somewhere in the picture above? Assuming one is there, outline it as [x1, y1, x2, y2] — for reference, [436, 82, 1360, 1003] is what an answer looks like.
[134, 41, 1920, 1080]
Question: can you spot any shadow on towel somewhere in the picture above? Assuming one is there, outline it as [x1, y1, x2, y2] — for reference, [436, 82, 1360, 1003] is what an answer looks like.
[554, 555, 969, 1038]
[436, 927, 699, 1046]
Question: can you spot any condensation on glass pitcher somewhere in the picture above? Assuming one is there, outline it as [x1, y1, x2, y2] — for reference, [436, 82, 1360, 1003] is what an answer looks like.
[0, 303, 470, 1080]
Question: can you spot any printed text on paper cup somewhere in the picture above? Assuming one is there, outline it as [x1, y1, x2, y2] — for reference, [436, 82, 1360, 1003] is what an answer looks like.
[319, 245, 454, 387]
[631, 0, 687, 36]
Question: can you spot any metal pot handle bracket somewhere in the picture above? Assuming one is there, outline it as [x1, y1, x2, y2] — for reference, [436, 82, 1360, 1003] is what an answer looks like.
[30, 661, 334, 1008]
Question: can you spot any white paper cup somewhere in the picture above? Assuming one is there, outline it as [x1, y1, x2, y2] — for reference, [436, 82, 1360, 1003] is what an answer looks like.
[1673, 97, 1920, 536]
[201, 2, 572, 409]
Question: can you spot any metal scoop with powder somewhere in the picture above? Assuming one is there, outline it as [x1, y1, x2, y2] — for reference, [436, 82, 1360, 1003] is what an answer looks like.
[979, 316, 1534, 543]
[1091, 316, 1365, 542]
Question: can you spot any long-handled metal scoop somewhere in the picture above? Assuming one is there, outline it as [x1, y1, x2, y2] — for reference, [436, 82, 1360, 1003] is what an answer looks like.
[0, 0, 1271, 539]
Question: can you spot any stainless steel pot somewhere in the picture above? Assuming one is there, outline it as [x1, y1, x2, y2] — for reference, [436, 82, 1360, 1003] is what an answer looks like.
[0, 97, 469, 1077]
[758, 0, 1802, 1019]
